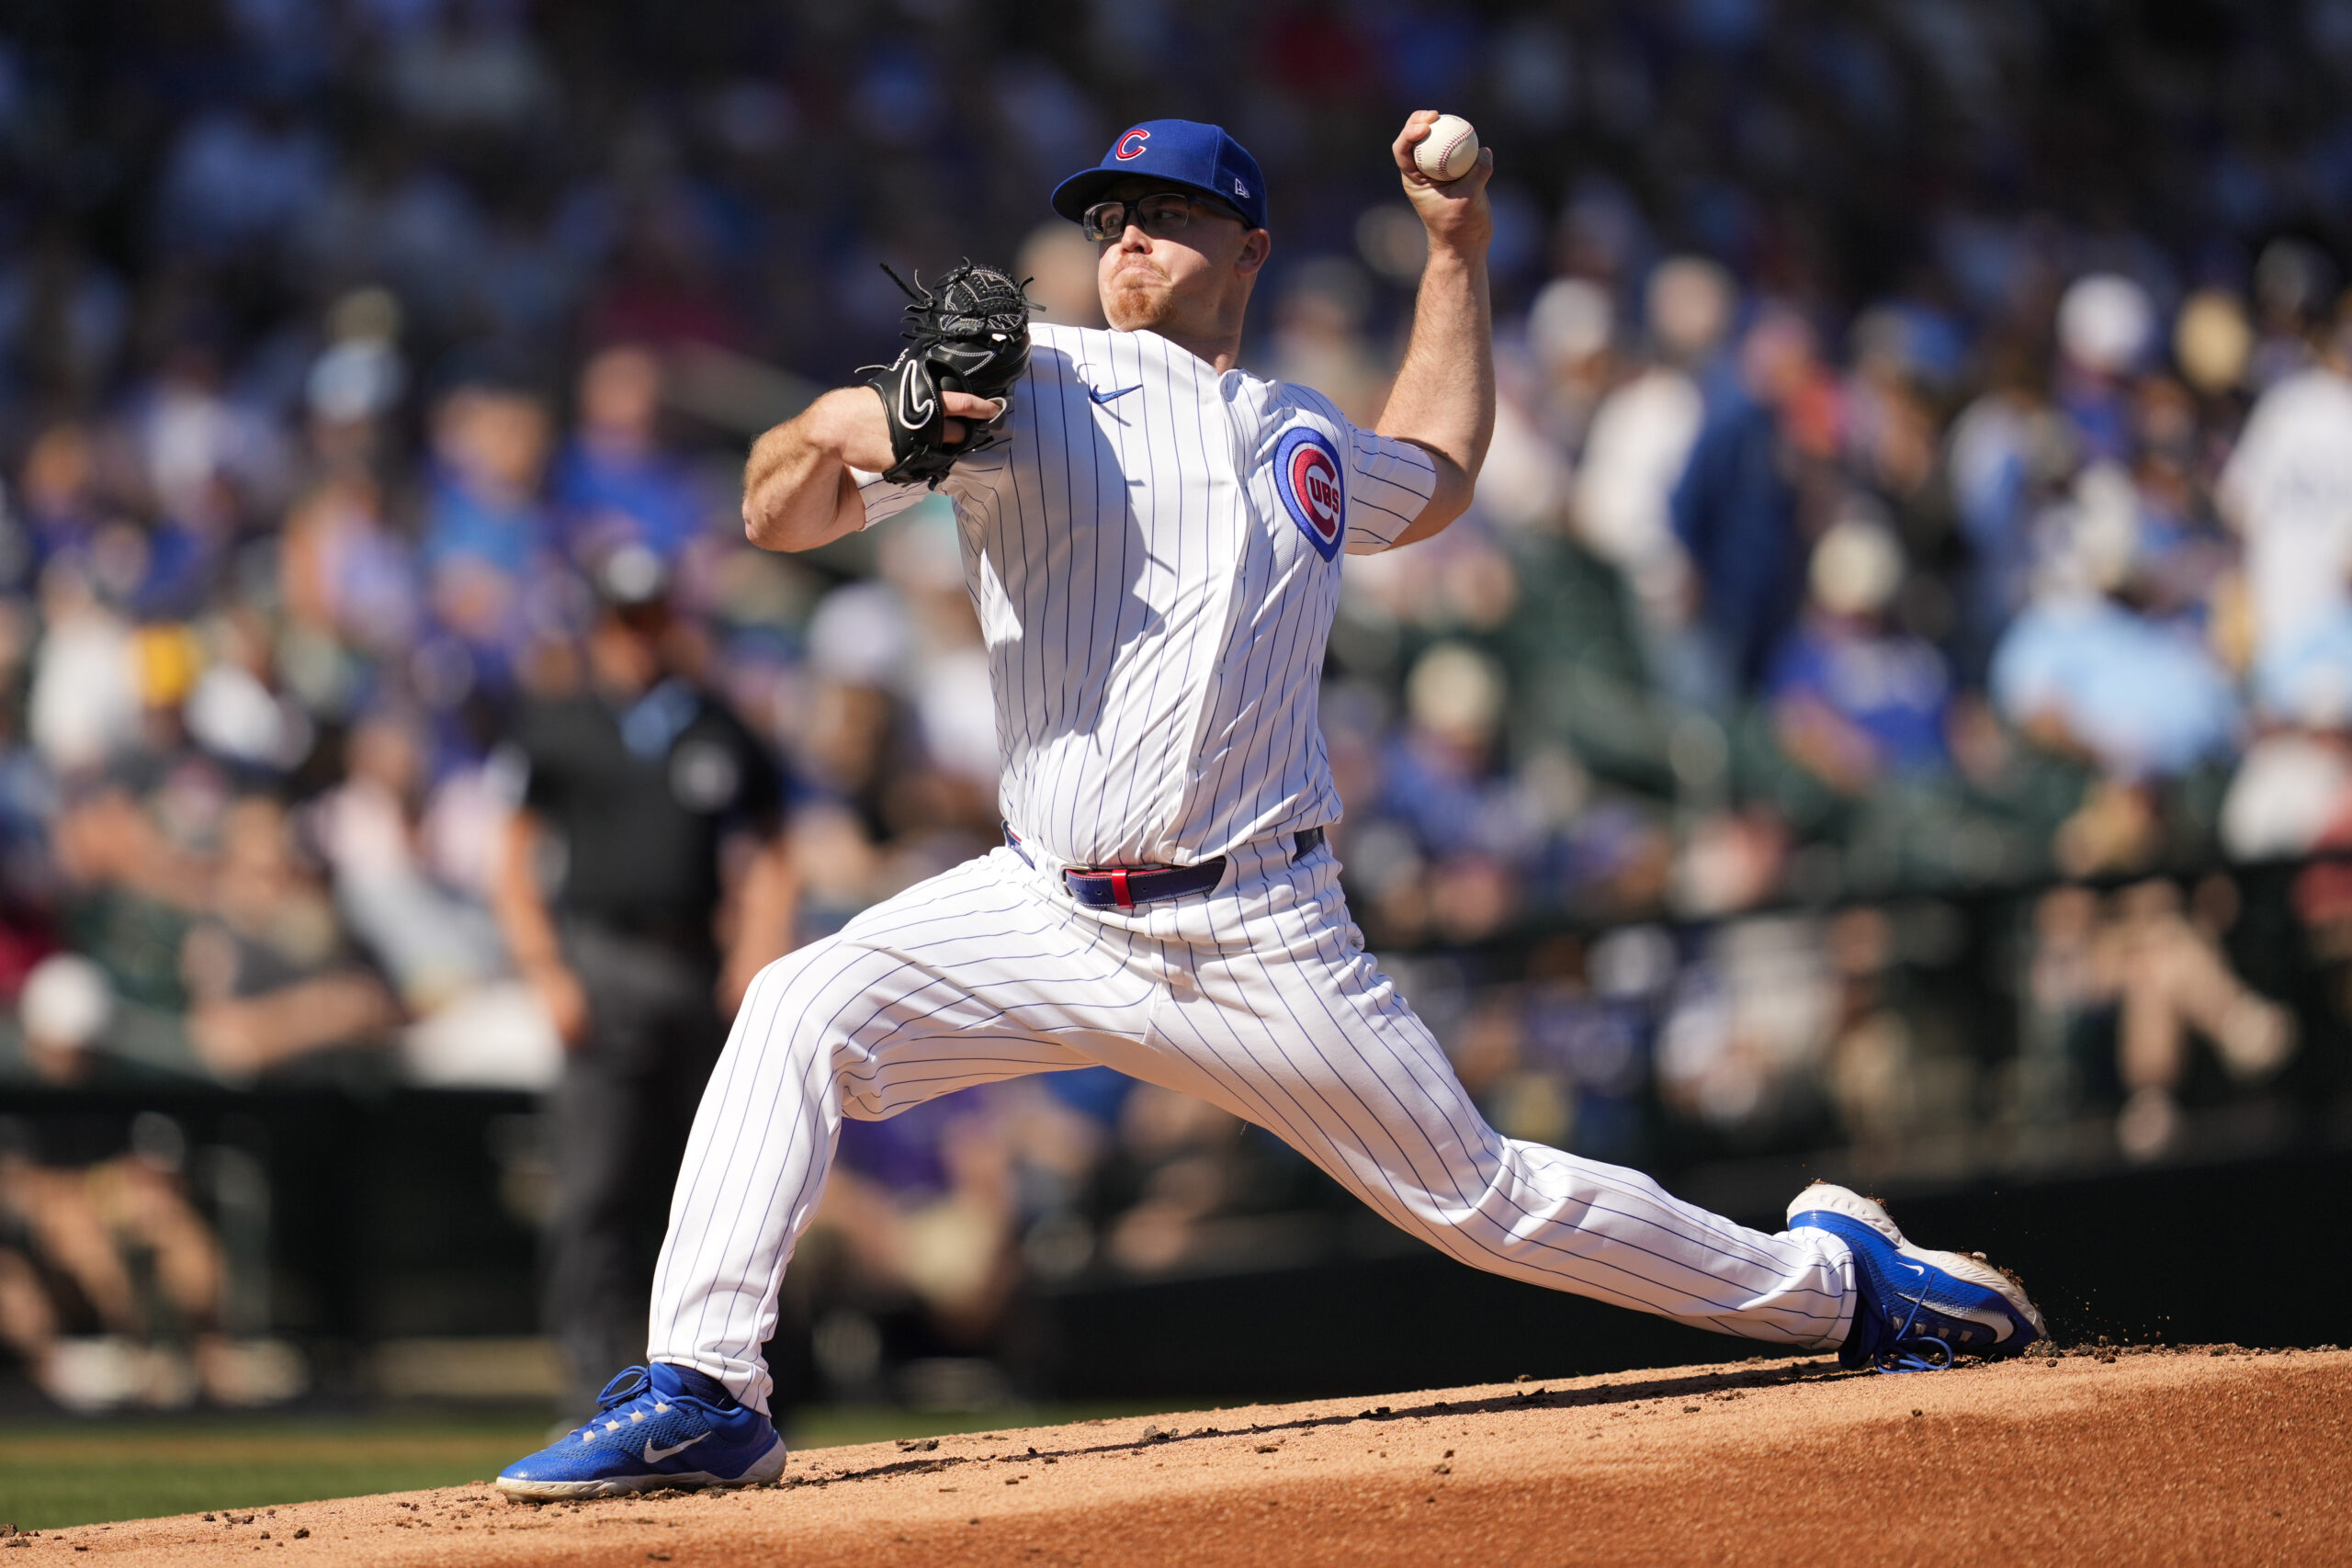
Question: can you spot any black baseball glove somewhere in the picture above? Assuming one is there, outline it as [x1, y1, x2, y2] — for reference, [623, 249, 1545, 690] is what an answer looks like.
[862, 260, 1033, 489]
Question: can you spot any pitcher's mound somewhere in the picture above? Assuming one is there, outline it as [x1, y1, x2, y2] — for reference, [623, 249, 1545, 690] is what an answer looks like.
[41, 1347, 2352, 1566]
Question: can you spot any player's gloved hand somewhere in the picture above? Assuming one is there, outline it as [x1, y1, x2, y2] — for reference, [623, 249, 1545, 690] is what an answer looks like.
[862, 260, 1034, 489]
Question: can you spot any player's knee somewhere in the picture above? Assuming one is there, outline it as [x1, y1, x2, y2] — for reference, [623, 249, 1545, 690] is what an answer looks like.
[740, 938, 858, 1017]
[729, 947, 863, 1060]
[741, 945, 810, 1000]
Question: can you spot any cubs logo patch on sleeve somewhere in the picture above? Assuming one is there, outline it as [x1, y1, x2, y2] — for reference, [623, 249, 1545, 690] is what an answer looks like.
[1274, 427, 1345, 561]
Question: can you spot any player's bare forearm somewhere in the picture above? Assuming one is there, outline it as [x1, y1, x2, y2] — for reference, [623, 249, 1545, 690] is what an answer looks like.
[1376, 111, 1496, 548]
[741, 390, 883, 554]
[741, 384, 1003, 554]
[1380, 246, 1493, 544]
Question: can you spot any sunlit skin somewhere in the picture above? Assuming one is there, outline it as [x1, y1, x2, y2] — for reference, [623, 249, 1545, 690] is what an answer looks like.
[740, 110, 1494, 554]
[1090, 177, 1270, 365]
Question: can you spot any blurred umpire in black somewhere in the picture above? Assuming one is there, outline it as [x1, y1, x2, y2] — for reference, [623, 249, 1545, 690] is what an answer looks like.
[490, 543, 797, 1414]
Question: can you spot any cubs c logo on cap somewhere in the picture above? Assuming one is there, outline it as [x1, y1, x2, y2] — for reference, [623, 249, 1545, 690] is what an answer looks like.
[1114, 128, 1150, 160]
[1274, 427, 1344, 561]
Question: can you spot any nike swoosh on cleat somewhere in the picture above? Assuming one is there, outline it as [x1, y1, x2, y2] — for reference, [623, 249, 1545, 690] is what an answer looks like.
[644, 1433, 708, 1464]
[1930, 1294, 2023, 1341]
[1088, 384, 1143, 404]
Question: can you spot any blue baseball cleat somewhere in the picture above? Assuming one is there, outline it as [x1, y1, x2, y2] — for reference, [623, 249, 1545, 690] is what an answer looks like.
[496, 1363, 786, 1499]
[1789, 1182, 2048, 1373]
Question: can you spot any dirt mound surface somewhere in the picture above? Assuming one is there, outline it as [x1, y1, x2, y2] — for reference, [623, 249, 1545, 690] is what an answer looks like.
[21, 1347, 2350, 1566]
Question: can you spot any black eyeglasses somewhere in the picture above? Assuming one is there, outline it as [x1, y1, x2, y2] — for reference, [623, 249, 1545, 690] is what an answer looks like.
[1079, 192, 1245, 243]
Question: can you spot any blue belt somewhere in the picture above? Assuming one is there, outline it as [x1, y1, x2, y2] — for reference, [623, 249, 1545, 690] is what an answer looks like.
[1004, 827, 1324, 909]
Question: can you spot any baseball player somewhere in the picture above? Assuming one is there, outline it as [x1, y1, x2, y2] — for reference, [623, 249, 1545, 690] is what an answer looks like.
[497, 115, 2046, 1499]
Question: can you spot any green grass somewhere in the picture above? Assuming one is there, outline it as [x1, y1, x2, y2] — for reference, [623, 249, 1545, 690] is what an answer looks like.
[0, 1404, 1178, 1530]
[0, 1416, 547, 1532]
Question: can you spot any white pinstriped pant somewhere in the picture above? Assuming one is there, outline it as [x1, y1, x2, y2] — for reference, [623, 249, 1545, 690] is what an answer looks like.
[648, 834, 1855, 1412]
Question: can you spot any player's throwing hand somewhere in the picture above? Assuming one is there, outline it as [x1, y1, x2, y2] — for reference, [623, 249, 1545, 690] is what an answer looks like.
[1394, 110, 1494, 251]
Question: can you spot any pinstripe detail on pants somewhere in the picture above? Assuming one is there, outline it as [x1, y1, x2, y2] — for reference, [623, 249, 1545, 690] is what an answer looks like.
[646, 843, 1854, 1414]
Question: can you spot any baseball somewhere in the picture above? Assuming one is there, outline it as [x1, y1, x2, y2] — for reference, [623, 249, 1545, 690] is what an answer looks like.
[1414, 114, 1479, 183]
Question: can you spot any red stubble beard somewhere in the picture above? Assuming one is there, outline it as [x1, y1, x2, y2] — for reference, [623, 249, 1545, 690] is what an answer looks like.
[1102, 255, 1175, 333]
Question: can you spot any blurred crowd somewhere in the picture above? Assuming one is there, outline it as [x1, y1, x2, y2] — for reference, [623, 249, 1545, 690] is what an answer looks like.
[4, 0, 2352, 1404]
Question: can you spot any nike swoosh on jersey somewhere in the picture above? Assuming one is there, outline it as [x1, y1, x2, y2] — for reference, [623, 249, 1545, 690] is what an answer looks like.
[1088, 384, 1143, 404]
[643, 1433, 708, 1463]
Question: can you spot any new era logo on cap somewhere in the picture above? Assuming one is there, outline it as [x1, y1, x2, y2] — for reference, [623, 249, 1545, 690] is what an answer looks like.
[1052, 119, 1269, 232]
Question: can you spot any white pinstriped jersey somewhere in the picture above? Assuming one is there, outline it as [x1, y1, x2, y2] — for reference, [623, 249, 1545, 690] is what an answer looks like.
[854, 321, 1440, 869]
[649, 330, 1861, 1421]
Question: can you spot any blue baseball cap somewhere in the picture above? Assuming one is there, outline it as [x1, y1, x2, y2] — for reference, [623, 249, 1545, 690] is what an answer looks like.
[1051, 119, 1268, 232]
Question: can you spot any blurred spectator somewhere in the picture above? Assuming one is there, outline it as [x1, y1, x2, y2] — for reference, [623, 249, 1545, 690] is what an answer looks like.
[14, 954, 114, 1087]
[797, 1094, 1025, 1370]
[2029, 881, 2296, 1162]
[1990, 481, 2241, 873]
[1669, 304, 1823, 700]
[2249, 239, 2336, 391]
[1369, 642, 1527, 942]
[303, 288, 409, 460]
[1657, 916, 1833, 1139]
[314, 712, 497, 1012]
[1100, 1087, 1253, 1275]
[1766, 513, 1953, 796]
[2219, 310, 2352, 721]
[1524, 276, 1616, 455]
[2174, 291, 2254, 403]
[28, 565, 141, 776]
[421, 381, 560, 694]
[278, 467, 418, 681]
[551, 345, 711, 569]
[2054, 275, 2157, 466]
[1571, 256, 1726, 694]
[179, 795, 401, 1081]
[2222, 725, 2352, 863]
[0, 1094, 302, 1410]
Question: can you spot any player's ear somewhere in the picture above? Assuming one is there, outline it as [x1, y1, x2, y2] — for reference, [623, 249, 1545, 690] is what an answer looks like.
[1237, 228, 1271, 276]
